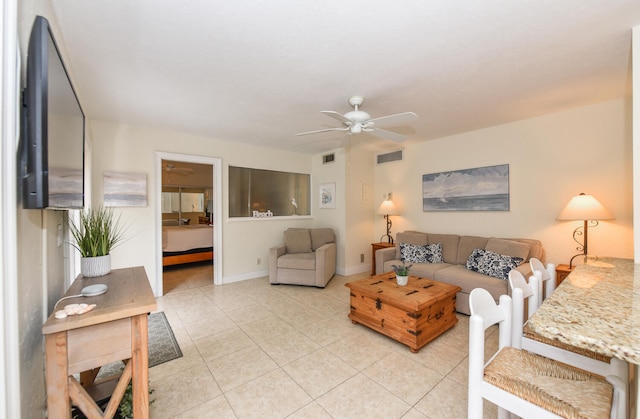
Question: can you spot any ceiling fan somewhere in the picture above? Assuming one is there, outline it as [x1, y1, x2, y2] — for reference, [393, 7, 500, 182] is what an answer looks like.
[295, 96, 418, 143]
[162, 163, 194, 176]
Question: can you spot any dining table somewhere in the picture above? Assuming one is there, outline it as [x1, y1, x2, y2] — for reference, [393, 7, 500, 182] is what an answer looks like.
[527, 256, 640, 418]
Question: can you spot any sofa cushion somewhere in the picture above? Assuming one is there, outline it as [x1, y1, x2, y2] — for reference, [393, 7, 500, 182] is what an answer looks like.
[395, 231, 428, 259]
[486, 238, 530, 260]
[284, 229, 312, 254]
[435, 264, 509, 297]
[310, 228, 335, 251]
[400, 242, 443, 264]
[427, 234, 460, 264]
[466, 248, 524, 280]
[277, 252, 315, 269]
[457, 236, 490, 265]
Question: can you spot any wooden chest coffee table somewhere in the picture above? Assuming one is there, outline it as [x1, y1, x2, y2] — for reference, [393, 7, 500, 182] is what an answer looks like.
[345, 272, 461, 352]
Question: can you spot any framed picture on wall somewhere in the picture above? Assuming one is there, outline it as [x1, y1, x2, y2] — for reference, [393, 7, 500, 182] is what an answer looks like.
[422, 164, 509, 211]
[319, 183, 336, 209]
[104, 171, 148, 207]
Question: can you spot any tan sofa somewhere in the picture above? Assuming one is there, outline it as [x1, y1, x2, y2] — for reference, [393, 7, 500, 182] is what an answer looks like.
[376, 231, 544, 315]
[269, 228, 336, 288]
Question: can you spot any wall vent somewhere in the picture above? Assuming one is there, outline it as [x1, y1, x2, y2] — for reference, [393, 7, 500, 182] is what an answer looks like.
[322, 153, 335, 164]
[377, 150, 403, 164]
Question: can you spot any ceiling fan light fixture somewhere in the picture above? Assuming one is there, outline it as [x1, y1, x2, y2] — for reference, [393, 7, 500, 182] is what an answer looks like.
[351, 124, 362, 134]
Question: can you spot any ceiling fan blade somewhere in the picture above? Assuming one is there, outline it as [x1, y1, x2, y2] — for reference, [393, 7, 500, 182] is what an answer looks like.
[368, 127, 407, 143]
[321, 111, 352, 125]
[295, 127, 349, 136]
[367, 112, 418, 127]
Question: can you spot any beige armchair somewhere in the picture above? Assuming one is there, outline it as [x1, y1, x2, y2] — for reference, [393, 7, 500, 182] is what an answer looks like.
[269, 228, 336, 288]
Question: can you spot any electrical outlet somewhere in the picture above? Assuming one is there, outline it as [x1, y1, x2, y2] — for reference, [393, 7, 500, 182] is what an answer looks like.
[360, 253, 364, 263]
[257, 257, 261, 265]
[57, 224, 63, 247]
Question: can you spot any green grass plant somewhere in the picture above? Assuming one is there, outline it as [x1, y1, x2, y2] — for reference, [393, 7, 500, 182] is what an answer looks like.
[67, 206, 127, 257]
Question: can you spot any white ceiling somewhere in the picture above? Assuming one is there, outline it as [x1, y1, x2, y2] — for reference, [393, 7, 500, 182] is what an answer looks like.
[49, 1, 640, 154]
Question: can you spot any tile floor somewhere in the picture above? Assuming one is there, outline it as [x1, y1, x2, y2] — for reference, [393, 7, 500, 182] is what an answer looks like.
[152, 263, 499, 418]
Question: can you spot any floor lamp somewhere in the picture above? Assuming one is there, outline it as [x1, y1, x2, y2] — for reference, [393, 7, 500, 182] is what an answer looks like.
[557, 193, 613, 268]
[377, 197, 399, 244]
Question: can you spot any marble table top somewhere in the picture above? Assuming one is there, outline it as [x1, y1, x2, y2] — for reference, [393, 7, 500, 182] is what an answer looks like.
[527, 256, 640, 364]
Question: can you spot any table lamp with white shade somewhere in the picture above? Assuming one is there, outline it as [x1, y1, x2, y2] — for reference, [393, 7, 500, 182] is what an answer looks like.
[377, 195, 399, 244]
[557, 193, 614, 268]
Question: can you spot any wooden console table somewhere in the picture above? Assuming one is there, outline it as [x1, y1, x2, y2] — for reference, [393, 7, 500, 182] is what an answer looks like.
[42, 266, 157, 419]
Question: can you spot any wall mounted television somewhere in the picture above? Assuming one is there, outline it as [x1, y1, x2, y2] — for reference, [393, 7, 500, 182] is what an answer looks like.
[20, 15, 85, 209]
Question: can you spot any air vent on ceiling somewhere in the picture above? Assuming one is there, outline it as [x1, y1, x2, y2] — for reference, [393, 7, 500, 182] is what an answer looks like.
[377, 150, 403, 164]
[322, 153, 335, 164]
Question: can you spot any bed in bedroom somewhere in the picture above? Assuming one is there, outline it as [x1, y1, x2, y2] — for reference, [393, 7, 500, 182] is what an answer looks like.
[162, 225, 214, 267]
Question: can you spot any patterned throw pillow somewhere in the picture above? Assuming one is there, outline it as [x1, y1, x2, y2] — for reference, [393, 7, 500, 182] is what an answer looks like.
[466, 249, 524, 280]
[400, 242, 444, 264]
[465, 248, 486, 272]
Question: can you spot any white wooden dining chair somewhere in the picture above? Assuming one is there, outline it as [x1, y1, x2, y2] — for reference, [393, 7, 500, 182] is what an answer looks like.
[468, 287, 625, 419]
[509, 271, 629, 417]
[529, 257, 556, 300]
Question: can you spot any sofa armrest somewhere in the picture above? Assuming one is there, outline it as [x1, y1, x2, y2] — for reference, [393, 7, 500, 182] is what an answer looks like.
[315, 242, 336, 287]
[269, 243, 286, 283]
[376, 247, 397, 275]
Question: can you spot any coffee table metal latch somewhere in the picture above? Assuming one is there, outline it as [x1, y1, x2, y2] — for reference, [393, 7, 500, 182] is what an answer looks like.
[376, 298, 382, 310]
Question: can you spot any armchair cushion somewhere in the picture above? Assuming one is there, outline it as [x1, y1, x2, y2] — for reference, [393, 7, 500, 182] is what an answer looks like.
[310, 228, 335, 251]
[284, 229, 312, 254]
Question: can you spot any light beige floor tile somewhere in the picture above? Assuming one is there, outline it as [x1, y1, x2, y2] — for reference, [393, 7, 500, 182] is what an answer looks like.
[149, 364, 221, 418]
[363, 352, 443, 404]
[224, 302, 273, 325]
[182, 312, 238, 341]
[414, 377, 470, 419]
[225, 369, 312, 418]
[317, 373, 411, 419]
[205, 345, 278, 392]
[402, 408, 430, 419]
[258, 329, 321, 366]
[176, 394, 238, 419]
[195, 327, 254, 361]
[326, 329, 393, 371]
[149, 343, 206, 382]
[282, 348, 358, 398]
[239, 314, 295, 342]
[406, 338, 468, 377]
[286, 401, 333, 418]
[300, 316, 357, 347]
[447, 355, 469, 387]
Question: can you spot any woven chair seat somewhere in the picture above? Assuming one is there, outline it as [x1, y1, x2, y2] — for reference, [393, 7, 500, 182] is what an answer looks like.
[523, 323, 611, 363]
[485, 346, 613, 419]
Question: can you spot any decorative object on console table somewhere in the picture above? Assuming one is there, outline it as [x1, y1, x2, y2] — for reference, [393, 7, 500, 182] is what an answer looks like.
[371, 242, 395, 275]
[555, 264, 573, 285]
[377, 194, 399, 243]
[67, 206, 128, 277]
[557, 193, 614, 268]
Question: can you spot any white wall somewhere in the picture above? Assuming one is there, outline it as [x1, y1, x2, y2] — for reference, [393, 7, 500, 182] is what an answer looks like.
[89, 119, 318, 290]
[375, 98, 634, 266]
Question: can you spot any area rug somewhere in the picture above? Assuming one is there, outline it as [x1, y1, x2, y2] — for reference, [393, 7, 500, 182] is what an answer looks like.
[96, 311, 182, 379]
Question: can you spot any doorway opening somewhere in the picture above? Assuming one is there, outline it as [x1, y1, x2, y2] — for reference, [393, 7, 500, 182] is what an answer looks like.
[155, 152, 222, 295]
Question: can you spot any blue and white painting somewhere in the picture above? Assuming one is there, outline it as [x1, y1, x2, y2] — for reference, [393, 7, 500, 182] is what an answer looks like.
[422, 164, 509, 211]
[104, 171, 147, 207]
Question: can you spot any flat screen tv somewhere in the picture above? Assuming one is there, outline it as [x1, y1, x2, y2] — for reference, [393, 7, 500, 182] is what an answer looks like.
[21, 15, 85, 209]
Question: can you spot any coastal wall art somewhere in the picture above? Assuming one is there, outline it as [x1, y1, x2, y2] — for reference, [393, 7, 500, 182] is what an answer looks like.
[319, 182, 336, 209]
[104, 171, 147, 207]
[422, 164, 509, 211]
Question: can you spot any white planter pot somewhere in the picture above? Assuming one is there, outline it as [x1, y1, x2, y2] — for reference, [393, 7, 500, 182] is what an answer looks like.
[396, 275, 409, 286]
[81, 255, 111, 277]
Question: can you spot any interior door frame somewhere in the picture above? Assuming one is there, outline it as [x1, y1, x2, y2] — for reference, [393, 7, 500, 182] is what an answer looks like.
[154, 151, 223, 293]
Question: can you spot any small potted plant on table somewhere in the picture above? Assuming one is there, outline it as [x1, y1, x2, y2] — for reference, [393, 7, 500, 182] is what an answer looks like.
[391, 262, 412, 286]
[67, 206, 127, 277]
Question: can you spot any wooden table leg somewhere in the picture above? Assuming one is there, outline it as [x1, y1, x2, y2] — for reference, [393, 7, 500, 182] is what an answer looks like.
[45, 332, 71, 419]
[131, 313, 150, 418]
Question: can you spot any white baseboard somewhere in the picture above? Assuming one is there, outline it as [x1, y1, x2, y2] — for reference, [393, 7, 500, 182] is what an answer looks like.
[339, 263, 371, 276]
[222, 269, 268, 284]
